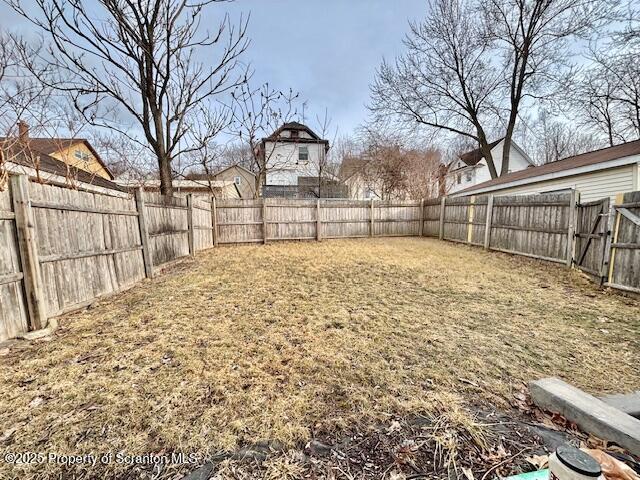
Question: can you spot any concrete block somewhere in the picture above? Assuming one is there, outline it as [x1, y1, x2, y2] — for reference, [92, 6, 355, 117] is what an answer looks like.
[529, 377, 640, 457]
[599, 392, 640, 419]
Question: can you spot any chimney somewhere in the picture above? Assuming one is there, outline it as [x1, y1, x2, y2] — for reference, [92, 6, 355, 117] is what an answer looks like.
[17, 120, 29, 142]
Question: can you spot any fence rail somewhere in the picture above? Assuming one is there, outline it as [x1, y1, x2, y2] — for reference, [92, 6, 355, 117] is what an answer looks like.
[0, 174, 638, 342]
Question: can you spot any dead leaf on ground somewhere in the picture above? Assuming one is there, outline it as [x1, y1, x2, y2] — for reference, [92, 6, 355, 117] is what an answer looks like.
[526, 454, 549, 470]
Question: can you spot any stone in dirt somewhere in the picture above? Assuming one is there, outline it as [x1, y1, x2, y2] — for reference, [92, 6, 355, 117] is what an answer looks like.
[180, 463, 214, 480]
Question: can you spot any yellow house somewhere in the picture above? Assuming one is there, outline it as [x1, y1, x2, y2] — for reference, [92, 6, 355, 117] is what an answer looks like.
[7, 122, 114, 180]
[25, 138, 113, 180]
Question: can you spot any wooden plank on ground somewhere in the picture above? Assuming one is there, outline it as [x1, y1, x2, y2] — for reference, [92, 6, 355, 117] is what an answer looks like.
[530, 377, 640, 456]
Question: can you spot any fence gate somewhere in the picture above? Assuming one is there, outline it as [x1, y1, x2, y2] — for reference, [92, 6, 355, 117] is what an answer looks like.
[574, 197, 610, 281]
[604, 191, 640, 293]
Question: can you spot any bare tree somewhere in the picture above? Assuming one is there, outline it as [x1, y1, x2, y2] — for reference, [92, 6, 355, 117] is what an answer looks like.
[0, 31, 94, 189]
[370, 0, 612, 179]
[403, 148, 443, 199]
[311, 108, 338, 198]
[227, 82, 299, 197]
[483, 0, 614, 175]
[6, 0, 249, 195]
[369, 0, 503, 179]
[532, 113, 601, 163]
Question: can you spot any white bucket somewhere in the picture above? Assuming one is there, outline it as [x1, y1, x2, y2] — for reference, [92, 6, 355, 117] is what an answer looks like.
[549, 445, 603, 480]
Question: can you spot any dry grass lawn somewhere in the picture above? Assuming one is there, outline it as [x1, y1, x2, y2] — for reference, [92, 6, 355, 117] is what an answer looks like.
[0, 238, 638, 478]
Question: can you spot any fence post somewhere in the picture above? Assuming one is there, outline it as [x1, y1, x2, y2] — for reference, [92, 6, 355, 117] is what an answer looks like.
[370, 199, 375, 237]
[467, 195, 475, 244]
[599, 198, 612, 284]
[211, 196, 218, 247]
[187, 194, 195, 256]
[566, 189, 579, 267]
[439, 197, 446, 240]
[134, 187, 154, 279]
[316, 199, 322, 241]
[606, 193, 624, 284]
[262, 198, 268, 244]
[10, 174, 46, 330]
[419, 198, 424, 237]
[484, 195, 494, 250]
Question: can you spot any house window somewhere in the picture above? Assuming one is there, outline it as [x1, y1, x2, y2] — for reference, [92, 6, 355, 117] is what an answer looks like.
[456, 173, 461, 185]
[298, 146, 309, 162]
[234, 176, 241, 185]
[465, 171, 472, 182]
[74, 150, 90, 161]
[291, 130, 299, 138]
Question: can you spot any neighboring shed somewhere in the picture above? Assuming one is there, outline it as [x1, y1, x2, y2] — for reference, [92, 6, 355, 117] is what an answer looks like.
[451, 140, 640, 202]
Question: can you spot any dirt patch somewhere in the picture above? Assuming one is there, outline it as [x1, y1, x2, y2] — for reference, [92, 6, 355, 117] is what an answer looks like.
[0, 238, 638, 479]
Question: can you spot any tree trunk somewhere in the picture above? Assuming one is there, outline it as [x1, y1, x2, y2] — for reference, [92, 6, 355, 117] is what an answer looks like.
[158, 156, 173, 196]
[501, 128, 514, 177]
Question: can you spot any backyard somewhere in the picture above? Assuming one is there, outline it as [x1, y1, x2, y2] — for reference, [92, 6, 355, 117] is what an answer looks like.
[0, 238, 638, 479]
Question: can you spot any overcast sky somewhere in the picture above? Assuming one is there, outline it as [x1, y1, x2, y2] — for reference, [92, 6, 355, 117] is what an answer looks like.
[208, 1, 428, 136]
[218, 1, 428, 136]
[0, 0, 428, 137]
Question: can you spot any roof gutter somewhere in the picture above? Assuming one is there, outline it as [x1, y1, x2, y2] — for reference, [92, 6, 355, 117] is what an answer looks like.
[450, 155, 640, 197]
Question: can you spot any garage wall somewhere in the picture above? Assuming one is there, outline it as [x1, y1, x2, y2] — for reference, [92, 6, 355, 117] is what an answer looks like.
[461, 165, 636, 203]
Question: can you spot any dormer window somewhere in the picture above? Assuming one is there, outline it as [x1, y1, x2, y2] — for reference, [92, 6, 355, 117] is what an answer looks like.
[290, 130, 299, 138]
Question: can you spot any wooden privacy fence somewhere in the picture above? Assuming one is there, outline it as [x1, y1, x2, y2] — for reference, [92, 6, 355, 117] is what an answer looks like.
[438, 192, 577, 265]
[0, 174, 638, 342]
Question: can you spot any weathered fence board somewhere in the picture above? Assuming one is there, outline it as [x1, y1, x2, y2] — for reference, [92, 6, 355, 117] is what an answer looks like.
[423, 199, 441, 238]
[143, 192, 189, 266]
[192, 198, 214, 252]
[0, 186, 29, 341]
[575, 198, 610, 279]
[607, 191, 640, 293]
[320, 200, 371, 239]
[216, 198, 264, 244]
[29, 182, 145, 317]
[489, 193, 572, 263]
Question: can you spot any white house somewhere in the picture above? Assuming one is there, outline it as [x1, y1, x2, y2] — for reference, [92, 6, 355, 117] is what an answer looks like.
[258, 122, 329, 196]
[447, 138, 534, 194]
[451, 140, 640, 202]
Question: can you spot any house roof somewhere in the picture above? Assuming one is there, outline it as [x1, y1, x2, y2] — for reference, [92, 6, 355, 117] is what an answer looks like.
[1, 141, 126, 192]
[263, 122, 329, 146]
[212, 163, 256, 178]
[454, 139, 640, 195]
[10, 137, 115, 180]
[456, 138, 504, 167]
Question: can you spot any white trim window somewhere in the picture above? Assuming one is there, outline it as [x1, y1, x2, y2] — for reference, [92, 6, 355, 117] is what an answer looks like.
[74, 149, 90, 162]
[234, 176, 241, 185]
[298, 146, 309, 163]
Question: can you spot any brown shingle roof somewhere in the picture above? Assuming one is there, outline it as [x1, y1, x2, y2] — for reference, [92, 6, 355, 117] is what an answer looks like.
[457, 139, 503, 166]
[455, 139, 640, 195]
[263, 122, 327, 143]
[1, 141, 126, 192]
[1, 137, 115, 180]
